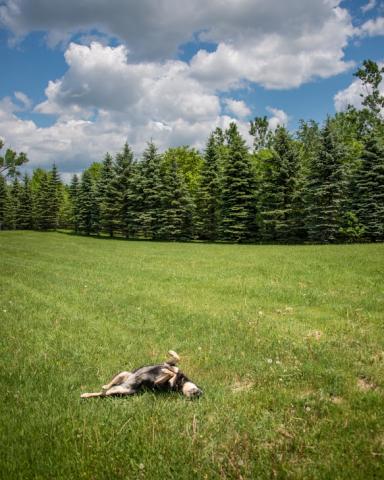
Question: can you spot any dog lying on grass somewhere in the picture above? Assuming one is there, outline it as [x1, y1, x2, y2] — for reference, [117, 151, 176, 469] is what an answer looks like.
[80, 351, 203, 399]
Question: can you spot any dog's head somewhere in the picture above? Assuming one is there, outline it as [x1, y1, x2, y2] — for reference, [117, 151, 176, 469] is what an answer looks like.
[182, 381, 203, 398]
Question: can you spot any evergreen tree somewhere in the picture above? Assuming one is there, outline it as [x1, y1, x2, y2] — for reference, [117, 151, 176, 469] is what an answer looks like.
[18, 174, 33, 229]
[69, 174, 81, 232]
[34, 172, 52, 230]
[196, 133, 222, 240]
[122, 161, 142, 238]
[4, 177, 21, 229]
[220, 122, 257, 242]
[306, 118, 349, 243]
[259, 126, 300, 242]
[158, 160, 194, 240]
[353, 134, 384, 241]
[111, 143, 134, 236]
[97, 153, 115, 236]
[78, 170, 99, 235]
[47, 163, 61, 230]
[138, 142, 163, 239]
[0, 174, 7, 230]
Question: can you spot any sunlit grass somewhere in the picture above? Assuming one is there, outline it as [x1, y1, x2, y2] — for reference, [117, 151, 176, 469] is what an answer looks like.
[1, 231, 383, 479]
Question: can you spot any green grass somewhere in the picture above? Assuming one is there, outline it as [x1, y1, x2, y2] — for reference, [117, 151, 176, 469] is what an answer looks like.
[1, 231, 383, 479]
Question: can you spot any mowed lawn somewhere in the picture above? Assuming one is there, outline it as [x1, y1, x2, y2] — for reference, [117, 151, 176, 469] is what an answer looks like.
[1, 232, 383, 479]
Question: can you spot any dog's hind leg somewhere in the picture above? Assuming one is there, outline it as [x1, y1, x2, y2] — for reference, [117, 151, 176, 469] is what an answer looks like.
[80, 391, 104, 398]
[102, 385, 137, 396]
[80, 385, 136, 398]
[102, 371, 132, 391]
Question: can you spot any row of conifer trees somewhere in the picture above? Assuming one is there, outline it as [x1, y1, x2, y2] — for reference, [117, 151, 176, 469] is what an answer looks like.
[0, 61, 383, 243]
[0, 113, 383, 243]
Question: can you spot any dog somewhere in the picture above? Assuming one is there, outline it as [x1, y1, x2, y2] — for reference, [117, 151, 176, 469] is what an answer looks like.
[80, 350, 203, 399]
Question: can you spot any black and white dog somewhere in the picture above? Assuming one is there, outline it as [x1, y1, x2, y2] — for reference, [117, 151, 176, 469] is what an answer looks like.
[80, 351, 203, 399]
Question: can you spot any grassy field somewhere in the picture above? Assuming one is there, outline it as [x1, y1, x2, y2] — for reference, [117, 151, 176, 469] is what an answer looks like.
[1, 231, 383, 479]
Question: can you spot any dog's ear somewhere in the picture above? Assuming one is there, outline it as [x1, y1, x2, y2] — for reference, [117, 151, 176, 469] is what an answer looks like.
[155, 367, 177, 385]
[166, 350, 180, 366]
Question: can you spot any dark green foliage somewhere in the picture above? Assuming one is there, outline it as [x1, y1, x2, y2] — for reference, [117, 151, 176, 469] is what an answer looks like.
[17, 174, 33, 229]
[259, 126, 300, 242]
[196, 133, 222, 240]
[158, 160, 194, 240]
[306, 119, 349, 243]
[3, 178, 21, 229]
[220, 122, 257, 242]
[69, 174, 80, 232]
[34, 165, 62, 230]
[78, 170, 99, 235]
[3, 60, 383, 245]
[47, 164, 61, 229]
[353, 134, 384, 241]
[97, 153, 115, 236]
[0, 174, 7, 229]
[137, 142, 163, 239]
[111, 143, 134, 236]
[34, 172, 52, 230]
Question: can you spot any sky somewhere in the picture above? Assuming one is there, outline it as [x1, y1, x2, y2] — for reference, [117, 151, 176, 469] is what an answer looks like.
[0, 0, 383, 179]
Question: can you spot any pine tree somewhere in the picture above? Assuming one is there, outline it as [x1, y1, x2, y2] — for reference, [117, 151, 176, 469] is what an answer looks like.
[78, 170, 99, 235]
[220, 122, 257, 242]
[259, 126, 300, 242]
[158, 160, 194, 240]
[353, 133, 384, 241]
[196, 133, 222, 240]
[138, 142, 163, 239]
[69, 174, 81, 232]
[17, 174, 33, 229]
[306, 119, 349, 243]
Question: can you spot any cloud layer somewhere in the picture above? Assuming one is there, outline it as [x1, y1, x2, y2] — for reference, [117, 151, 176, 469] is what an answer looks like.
[0, 0, 376, 174]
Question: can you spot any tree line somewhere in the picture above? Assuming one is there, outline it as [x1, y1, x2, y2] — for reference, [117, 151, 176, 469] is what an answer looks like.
[1, 60, 383, 243]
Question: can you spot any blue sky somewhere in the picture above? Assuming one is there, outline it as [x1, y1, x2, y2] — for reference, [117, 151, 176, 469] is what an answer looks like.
[0, 0, 383, 176]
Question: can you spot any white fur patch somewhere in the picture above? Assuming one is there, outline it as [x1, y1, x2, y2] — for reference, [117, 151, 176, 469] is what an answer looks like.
[182, 381, 199, 397]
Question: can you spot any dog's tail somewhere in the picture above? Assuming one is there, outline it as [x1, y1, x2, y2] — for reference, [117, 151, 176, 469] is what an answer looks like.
[166, 350, 180, 366]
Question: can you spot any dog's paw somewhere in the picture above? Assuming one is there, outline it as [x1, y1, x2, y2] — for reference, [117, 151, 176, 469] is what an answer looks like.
[80, 393, 90, 398]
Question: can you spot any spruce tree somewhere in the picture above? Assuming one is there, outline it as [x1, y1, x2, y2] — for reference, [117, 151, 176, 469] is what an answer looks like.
[3, 178, 21, 229]
[220, 122, 257, 242]
[18, 174, 33, 229]
[138, 142, 163, 239]
[69, 174, 81, 233]
[196, 133, 222, 240]
[158, 160, 194, 241]
[47, 163, 61, 230]
[353, 134, 384, 241]
[111, 143, 134, 236]
[97, 153, 115, 236]
[78, 170, 99, 235]
[34, 172, 52, 230]
[0, 174, 7, 230]
[306, 118, 349, 243]
[259, 126, 299, 242]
